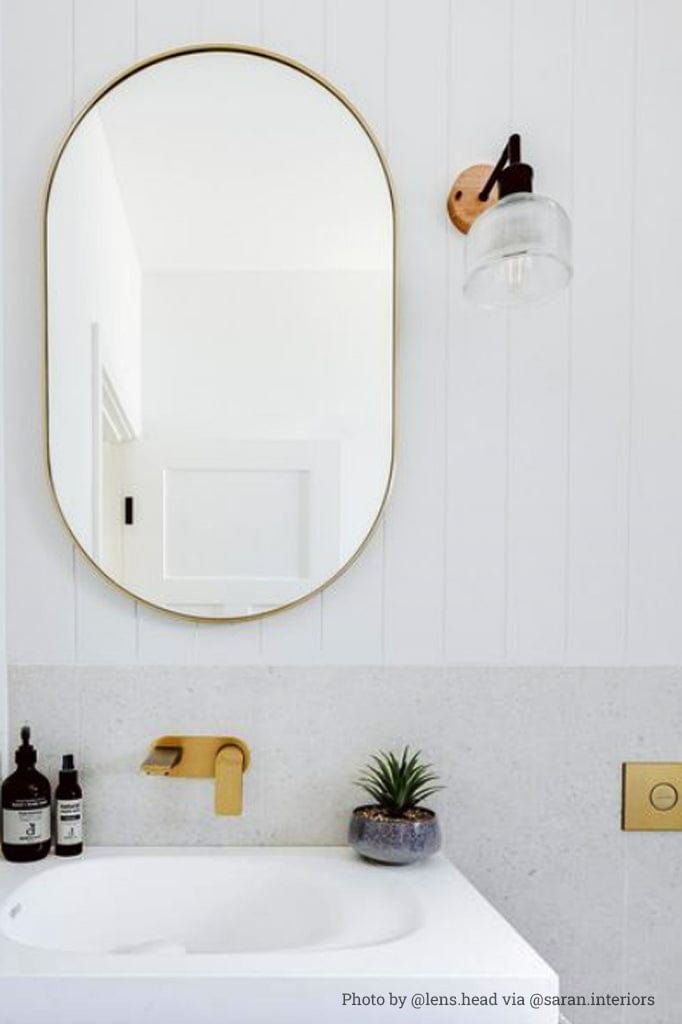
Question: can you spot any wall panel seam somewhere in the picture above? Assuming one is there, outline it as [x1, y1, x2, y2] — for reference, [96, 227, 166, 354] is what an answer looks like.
[622, 0, 639, 661]
[562, 0, 578, 657]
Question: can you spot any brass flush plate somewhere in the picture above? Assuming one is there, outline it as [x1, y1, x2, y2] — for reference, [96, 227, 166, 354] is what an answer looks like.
[622, 762, 682, 831]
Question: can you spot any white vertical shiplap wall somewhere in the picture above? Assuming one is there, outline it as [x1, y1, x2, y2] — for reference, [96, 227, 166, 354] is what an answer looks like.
[446, 0, 511, 663]
[383, 0, 447, 664]
[505, 1, 573, 662]
[0, 9, 6, 773]
[3, 0, 681, 668]
[3, 1, 74, 668]
[567, 0, 634, 663]
[628, 1, 682, 663]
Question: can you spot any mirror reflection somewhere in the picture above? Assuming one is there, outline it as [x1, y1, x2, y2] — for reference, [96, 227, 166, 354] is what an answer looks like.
[46, 49, 394, 619]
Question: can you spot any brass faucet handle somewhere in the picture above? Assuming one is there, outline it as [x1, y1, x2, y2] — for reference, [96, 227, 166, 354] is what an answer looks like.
[141, 745, 182, 775]
[215, 744, 245, 816]
[140, 736, 250, 816]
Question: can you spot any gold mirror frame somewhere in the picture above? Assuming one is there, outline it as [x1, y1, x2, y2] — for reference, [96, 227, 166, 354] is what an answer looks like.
[42, 44, 397, 624]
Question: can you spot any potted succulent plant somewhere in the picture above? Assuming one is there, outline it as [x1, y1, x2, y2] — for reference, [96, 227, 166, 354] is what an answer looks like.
[349, 747, 443, 865]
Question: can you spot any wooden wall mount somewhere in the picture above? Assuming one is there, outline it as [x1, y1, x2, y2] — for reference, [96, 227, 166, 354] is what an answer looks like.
[447, 163, 498, 233]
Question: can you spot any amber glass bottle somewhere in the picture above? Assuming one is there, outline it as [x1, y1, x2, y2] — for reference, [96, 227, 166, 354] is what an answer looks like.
[1, 726, 51, 862]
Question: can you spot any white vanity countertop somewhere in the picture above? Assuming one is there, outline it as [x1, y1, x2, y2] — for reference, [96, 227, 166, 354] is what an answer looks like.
[0, 846, 556, 987]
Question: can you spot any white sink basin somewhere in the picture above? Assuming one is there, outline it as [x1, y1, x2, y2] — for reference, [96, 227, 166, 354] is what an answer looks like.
[0, 847, 559, 1024]
[3, 850, 419, 955]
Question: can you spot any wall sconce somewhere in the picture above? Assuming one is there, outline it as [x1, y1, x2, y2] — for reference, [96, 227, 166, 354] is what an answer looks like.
[447, 133, 571, 308]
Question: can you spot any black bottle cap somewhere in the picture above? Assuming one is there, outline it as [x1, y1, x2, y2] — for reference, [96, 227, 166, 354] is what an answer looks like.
[59, 753, 79, 786]
[15, 725, 37, 767]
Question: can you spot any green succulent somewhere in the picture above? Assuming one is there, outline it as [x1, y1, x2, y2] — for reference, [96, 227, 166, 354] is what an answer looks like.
[356, 746, 443, 818]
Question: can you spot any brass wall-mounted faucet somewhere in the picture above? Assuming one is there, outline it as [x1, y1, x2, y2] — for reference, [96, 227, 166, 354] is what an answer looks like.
[141, 736, 250, 815]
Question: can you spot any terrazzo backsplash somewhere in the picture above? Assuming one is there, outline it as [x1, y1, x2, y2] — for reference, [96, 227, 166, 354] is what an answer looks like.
[8, 665, 682, 1024]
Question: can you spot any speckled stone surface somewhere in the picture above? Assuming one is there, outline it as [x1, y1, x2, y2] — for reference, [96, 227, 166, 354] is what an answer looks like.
[8, 665, 682, 1024]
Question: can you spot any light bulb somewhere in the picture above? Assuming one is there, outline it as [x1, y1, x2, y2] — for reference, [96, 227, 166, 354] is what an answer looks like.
[504, 252, 531, 296]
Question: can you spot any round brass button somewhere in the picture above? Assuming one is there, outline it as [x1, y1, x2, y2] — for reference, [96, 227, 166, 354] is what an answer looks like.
[650, 783, 679, 812]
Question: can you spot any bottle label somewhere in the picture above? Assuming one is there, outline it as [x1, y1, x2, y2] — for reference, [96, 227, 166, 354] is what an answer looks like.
[3, 802, 51, 845]
[57, 799, 83, 846]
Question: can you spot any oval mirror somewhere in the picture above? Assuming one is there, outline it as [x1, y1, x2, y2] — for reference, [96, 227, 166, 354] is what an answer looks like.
[45, 47, 395, 621]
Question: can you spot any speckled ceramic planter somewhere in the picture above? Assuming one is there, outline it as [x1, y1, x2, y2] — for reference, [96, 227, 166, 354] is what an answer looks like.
[348, 805, 441, 865]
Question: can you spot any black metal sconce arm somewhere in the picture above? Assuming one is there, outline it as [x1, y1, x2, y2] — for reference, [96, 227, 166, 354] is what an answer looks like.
[479, 133, 534, 201]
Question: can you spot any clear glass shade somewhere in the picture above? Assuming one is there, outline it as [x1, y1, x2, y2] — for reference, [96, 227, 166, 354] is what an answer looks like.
[464, 193, 571, 308]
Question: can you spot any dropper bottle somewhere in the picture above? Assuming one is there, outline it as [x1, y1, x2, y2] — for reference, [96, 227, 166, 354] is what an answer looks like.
[1, 726, 51, 862]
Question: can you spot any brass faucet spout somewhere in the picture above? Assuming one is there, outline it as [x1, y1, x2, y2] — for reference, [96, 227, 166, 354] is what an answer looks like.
[140, 736, 250, 815]
[141, 745, 181, 775]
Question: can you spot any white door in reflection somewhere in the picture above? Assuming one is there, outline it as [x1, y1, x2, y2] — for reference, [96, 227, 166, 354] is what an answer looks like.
[119, 440, 339, 617]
